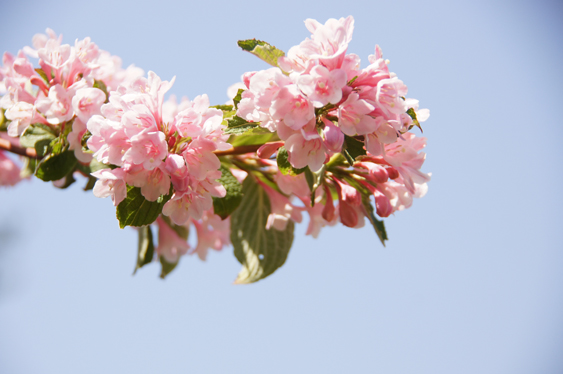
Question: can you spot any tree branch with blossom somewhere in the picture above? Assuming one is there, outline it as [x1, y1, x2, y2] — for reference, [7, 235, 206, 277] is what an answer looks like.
[0, 17, 431, 283]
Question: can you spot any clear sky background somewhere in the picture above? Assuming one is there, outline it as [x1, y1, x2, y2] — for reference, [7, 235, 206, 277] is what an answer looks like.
[1, 0, 562, 373]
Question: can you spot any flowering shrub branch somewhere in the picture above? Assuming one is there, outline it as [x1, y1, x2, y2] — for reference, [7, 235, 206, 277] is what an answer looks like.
[0, 16, 430, 283]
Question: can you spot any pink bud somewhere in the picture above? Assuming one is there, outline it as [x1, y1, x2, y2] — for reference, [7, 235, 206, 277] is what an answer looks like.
[387, 167, 400, 180]
[339, 200, 358, 228]
[321, 117, 344, 153]
[322, 185, 335, 221]
[374, 190, 393, 218]
[257, 141, 284, 159]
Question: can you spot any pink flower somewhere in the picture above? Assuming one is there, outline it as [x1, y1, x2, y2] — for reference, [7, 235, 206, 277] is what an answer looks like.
[35, 84, 75, 125]
[72, 87, 106, 124]
[285, 129, 328, 172]
[298, 65, 347, 107]
[91, 168, 127, 206]
[192, 212, 230, 261]
[123, 129, 167, 170]
[270, 85, 315, 130]
[156, 217, 189, 263]
[337, 92, 376, 136]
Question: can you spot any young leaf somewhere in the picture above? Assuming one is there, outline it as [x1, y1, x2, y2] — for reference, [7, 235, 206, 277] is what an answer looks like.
[116, 186, 172, 229]
[34, 68, 49, 83]
[406, 108, 423, 132]
[229, 127, 277, 147]
[237, 39, 286, 69]
[232, 88, 245, 110]
[224, 116, 260, 135]
[134, 225, 155, 274]
[19, 124, 57, 157]
[35, 151, 77, 181]
[230, 176, 295, 284]
[210, 104, 234, 111]
[361, 194, 388, 246]
[159, 256, 178, 279]
[304, 165, 325, 206]
[276, 146, 306, 176]
[20, 157, 37, 179]
[93, 80, 109, 102]
[343, 135, 367, 162]
[213, 165, 243, 220]
[0, 109, 8, 131]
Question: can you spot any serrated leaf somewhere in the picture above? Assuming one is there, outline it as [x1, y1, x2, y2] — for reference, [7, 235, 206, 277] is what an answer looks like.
[231, 176, 294, 284]
[406, 108, 422, 132]
[224, 116, 260, 135]
[159, 256, 178, 279]
[134, 225, 155, 274]
[237, 39, 286, 69]
[213, 165, 243, 219]
[276, 146, 306, 176]
[19, 124, 56, 157]
[361, 194, 388, 246]
[116, 185, 172, 229]
[35, 151, 77, 181]
[343, 135, 367, 162]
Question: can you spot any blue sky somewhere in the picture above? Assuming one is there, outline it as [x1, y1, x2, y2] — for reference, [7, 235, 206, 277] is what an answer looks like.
[1, 0, 562, 373]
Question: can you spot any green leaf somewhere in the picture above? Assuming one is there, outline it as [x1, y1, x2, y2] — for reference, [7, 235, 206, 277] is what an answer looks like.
[229, 127, 277, 147]
[0, 109, 7, 131]
[347, 75, 359, 86]
[93, 80, 109, 102]
[134, 225, 155, 274]
[116, 185, 172, 229]
[53, 172, 76, 189]
[233, 88, 245, 110]
[304, 165, 325, 206]
[210, 104, 234, 111]
[276, 146, 306, 175]
[224, 116, 260, 135]
[34, 68, 49, 83]
[83, 177, 97, 191]
[20, 157, 37, 179]
[19, 124, 57, 157]
[231, 176, 295, 284]
[237, 39, 286, 69]
[361, 194, 388, 246]
[35, 151, 77, 181]
[159, 256, 178, 279]
[213, 165, 243, 220]
[343, 135, 367, 163]
[76, 158, 109, 175]
[406, 108, 422, 132]
[161, 215, 189, 240]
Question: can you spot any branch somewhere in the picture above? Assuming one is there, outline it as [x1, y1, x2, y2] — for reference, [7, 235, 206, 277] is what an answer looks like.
[0, 138, 38, 158]
[213, 144, 262, 157]
[0, 138, 267, 159]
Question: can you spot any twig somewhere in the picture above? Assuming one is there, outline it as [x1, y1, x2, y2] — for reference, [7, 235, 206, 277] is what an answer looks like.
[0, 138, 38, 158]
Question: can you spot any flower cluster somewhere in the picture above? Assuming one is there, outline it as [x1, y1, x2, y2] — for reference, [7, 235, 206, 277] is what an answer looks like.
[0, 18, 431, 282]
[0, 28, 144, 164]
[88, 72, 230, 224]
[234, 16, 430, 236]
